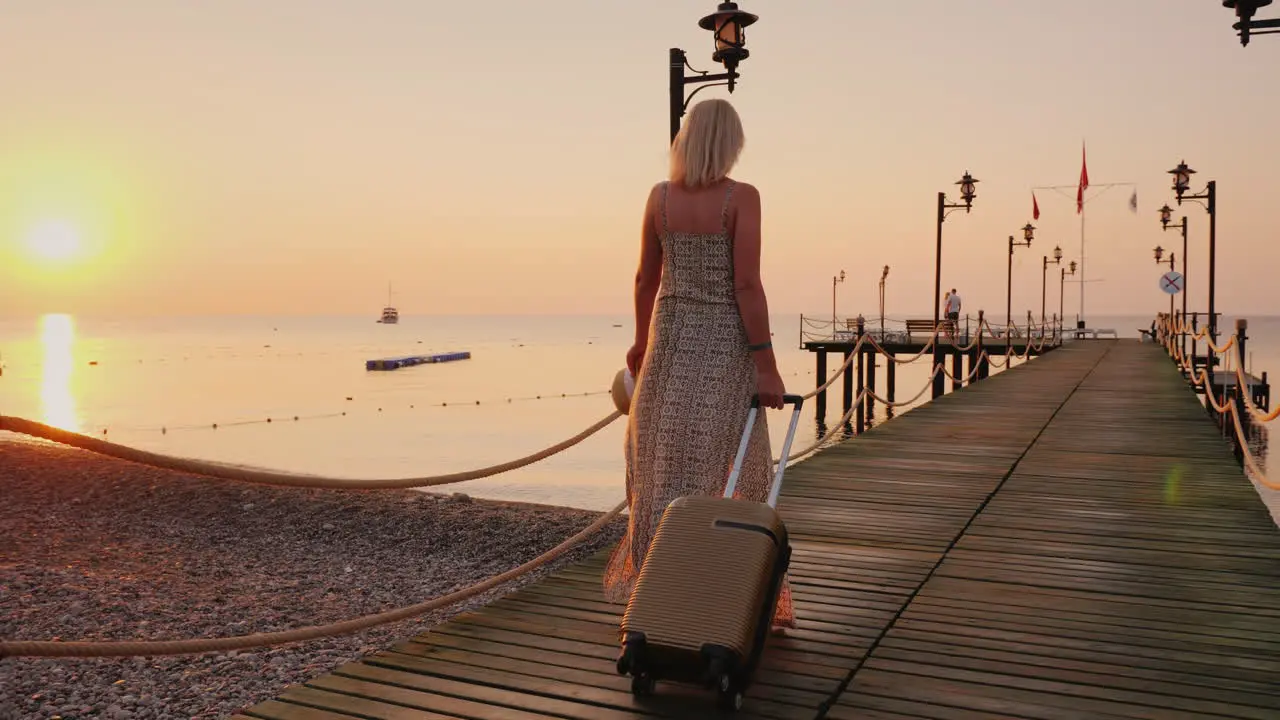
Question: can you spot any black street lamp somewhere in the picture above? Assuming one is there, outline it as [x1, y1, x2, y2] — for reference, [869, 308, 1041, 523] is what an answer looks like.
[932, 171, 978, 398]
[669, 3, 759, 144]
[1154, 246, 1176, 319]
[832, 269, 846, 328]
[1168, 160, 1217, 341]
[1159, 203, 1190, 361]
[1007, 224, 1034, 334]
[1041, 245, 1063, 324]
[1060, 260, 1076, 332]
[879, 265, 890, 338]
[1224, 1, 1280, 46]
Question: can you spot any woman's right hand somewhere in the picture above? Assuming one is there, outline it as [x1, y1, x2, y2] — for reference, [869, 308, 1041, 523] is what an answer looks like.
[757, 368, 786, 409]
[626, 342, 645, 376]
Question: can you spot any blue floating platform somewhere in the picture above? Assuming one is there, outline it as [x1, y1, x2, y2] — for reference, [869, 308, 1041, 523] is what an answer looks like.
[366, 351, 471, 371]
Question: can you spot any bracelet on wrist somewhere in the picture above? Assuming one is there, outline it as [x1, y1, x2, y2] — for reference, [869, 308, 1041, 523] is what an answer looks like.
[747, 341, 772, 352]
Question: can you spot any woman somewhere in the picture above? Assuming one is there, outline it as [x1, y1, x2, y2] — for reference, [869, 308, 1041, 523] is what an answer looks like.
[602, 98, 795, 631]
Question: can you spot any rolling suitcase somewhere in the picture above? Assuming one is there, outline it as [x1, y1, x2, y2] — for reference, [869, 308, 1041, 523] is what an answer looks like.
[615, 393, 804, 712]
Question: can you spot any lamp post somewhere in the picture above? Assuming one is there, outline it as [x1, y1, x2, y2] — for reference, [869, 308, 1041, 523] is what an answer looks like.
[832, 269, 845, 329]
[1168, 160, 1216, 341]
[1154, 246, 1176, 319]
[1060, 260, 1076, 335]
[1159, 203, 1190, 361]
[933, 172, 978, 399]
[1223, 0, 1280, 46]
[670, 3, 759, 144]
[1041, 245, 1062, 324]
[879, 265, 889, 338]
[1008, 223, 1034, 334]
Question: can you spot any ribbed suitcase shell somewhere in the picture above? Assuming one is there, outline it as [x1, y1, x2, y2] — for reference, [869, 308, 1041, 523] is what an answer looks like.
[616, 394, 802, 709]
[620, 494, 787, 666]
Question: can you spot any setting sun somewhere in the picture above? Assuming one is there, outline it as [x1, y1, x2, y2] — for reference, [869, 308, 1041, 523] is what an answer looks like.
[23, 219, 84, 262]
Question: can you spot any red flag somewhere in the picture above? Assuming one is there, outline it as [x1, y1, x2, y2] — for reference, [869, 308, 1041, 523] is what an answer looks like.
[1032, 192, 1040, 220]
[1076, 143, 1089, 213]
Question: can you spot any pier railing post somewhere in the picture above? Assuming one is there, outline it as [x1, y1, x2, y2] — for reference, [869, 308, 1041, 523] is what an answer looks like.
[1234, 319, 1250, 463]
[855, 345, 865, 435]
[976, 310, 988, 380]
[866, 346, 877, 424]
[815, 351, 828, 423]
[1190, 313, 1200, 386]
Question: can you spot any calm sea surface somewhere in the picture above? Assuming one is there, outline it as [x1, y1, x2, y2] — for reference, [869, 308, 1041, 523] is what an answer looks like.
[0, 313, 1274, 518]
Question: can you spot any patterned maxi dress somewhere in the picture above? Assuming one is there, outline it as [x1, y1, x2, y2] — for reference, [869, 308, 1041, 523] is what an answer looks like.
[602, 180, 796, 629]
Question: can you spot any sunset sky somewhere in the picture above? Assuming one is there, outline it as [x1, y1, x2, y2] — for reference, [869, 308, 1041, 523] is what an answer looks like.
[1, 1, 1276, 320]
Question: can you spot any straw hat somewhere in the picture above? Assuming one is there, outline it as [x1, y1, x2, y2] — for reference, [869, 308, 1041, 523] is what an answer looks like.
[611, 368, 636, 414]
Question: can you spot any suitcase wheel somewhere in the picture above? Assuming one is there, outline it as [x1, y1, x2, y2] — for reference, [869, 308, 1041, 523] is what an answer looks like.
[617, 634, 645, 677]
[717, 682, 744, 712]
[630, 674, 656, 696]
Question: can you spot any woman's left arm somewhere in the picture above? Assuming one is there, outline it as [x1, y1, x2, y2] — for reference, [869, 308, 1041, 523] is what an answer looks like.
[632, 183, 664, 352]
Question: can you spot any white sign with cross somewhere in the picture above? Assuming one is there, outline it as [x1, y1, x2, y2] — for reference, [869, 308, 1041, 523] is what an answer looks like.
[1160, 270, 1184, 295]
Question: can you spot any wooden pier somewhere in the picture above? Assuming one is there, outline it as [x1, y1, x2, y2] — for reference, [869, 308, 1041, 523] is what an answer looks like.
[236, 340, 1280, 720]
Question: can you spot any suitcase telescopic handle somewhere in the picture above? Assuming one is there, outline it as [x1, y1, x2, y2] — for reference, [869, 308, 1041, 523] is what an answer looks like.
[750, 394, 805, 409]
[725, 394, 806, 508]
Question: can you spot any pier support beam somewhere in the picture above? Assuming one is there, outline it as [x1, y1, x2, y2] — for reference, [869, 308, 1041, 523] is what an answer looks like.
[886, 352, 897, 418]
[841, 349, 854, 420]
[976, 310, 989, 380]
[815, 351, 827, 421]
[1234, 319, 1250, 464]
[866, 349, 877, 423]
[951, 350, 963, 391]
[855, 349, 865, 435]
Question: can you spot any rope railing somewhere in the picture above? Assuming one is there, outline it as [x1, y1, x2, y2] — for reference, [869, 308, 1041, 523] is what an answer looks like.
[2, 326, 1036, 660]
[1154, 313, 1275, 490]
[0, 500, 625, 659]
[0, 411, 624, 490]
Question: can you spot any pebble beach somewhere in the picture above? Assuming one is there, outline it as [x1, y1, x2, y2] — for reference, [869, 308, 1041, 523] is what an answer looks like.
[0, 439, 626, 720]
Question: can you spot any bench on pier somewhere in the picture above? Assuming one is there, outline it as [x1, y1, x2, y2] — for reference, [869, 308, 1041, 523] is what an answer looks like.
[1070, 327, 1118, 339]
[904, 319, 955, 341]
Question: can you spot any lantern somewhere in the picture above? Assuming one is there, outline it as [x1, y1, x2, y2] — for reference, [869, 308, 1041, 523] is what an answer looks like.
[698, 2, 758, 74]
[1158, 203, 1174, 228]
[1154, 245, 1164, 262]
[1069, 260, 1077, 273]
[1169, 160, 1195, 198]
[957, 172, 978, 205]
[1022, 223, 1035, 243]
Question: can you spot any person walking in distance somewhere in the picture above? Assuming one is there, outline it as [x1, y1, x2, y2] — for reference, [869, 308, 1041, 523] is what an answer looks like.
[604, 98, 796, 632]
[945, 288, 962, 338]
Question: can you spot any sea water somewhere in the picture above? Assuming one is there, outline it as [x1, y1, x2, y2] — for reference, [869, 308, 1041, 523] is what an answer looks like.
[0, 313, 1273, 516]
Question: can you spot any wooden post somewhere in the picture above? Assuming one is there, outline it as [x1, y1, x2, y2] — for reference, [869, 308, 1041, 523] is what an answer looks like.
[950, 349, 962, 391]
[1190, 313, 1199, 387]
[866, 348, 877, 423]
[886, 351, 897, 416]
[815, 351, 827, 421]
[1234, 319, 1250, 463]
[976, 310, 989, 380]
[855, 347, 865, 435]
[841, 348, 853, 420]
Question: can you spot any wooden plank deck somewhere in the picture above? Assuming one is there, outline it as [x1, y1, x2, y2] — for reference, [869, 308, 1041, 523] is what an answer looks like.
[236, 340, 1280, 720]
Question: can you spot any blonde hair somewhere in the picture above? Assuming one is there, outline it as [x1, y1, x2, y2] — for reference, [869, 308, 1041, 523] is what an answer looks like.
[669, 98, 744, 188]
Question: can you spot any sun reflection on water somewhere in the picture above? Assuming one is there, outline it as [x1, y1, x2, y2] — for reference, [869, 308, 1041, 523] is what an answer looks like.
[39, 313, 80, 432]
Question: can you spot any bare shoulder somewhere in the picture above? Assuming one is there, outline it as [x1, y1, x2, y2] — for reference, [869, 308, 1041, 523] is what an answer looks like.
[732, 181, 760, 200]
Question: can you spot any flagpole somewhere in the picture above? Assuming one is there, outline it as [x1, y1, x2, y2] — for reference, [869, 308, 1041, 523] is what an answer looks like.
[1079, 197, 1086, 325]
[1031, 173, 1136, 331]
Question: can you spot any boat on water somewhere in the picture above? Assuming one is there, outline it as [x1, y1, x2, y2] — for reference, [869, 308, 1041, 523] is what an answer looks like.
[377, 283, 398, 324]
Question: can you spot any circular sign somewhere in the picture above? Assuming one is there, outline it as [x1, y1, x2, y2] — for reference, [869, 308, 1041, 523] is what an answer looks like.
[1159, 270, 1184, 295]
